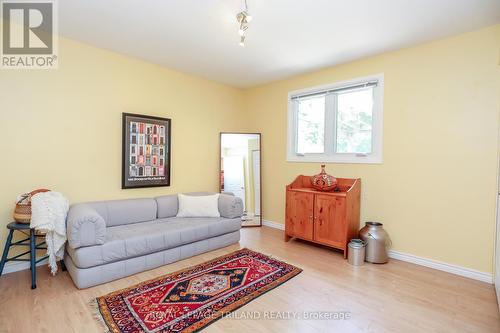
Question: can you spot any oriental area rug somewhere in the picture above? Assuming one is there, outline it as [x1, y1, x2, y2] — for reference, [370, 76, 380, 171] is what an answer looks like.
[93, 248, 302, 333]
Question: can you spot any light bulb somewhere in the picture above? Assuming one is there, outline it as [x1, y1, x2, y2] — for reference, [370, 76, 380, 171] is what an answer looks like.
[246, 14, 252, 22]
[239, 36, 245, 47]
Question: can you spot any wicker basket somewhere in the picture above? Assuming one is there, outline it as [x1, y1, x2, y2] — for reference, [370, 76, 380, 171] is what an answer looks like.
[13, 189, 50, 223]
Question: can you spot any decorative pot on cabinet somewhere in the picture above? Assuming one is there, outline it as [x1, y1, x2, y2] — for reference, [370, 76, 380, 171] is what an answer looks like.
[359, 222, 391, 263]
[311, 164, 337, 191]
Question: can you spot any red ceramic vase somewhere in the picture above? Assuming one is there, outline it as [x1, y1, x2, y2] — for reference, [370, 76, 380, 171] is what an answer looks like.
[311, 164, 337, 191]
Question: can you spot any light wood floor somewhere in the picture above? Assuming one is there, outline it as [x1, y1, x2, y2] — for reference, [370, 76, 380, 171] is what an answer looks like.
[0, 227, 498, 333]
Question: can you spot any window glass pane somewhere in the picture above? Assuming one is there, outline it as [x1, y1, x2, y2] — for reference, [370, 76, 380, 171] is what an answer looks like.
[296, 95, 325, 153]
[336, 88, 373, 153]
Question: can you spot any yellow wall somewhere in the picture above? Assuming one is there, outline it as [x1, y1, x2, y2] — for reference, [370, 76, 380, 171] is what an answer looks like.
[243, 25, 500, 273]
[0, 38, 246, 248]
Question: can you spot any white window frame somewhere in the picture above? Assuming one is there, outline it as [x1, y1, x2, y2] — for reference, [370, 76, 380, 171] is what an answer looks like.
[287, 73, 384, 164]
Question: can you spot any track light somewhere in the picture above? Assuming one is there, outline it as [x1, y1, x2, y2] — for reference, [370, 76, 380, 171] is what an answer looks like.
[237, 11, 251, 24]
[236, 0, 252, 46]
[238, 25, 248, 36]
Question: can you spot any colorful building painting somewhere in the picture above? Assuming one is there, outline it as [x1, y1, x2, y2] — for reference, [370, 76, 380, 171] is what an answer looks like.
[129, 121, 167, 177]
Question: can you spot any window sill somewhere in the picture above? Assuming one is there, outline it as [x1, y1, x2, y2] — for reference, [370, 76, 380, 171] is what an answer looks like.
[286, 154, 383, 164]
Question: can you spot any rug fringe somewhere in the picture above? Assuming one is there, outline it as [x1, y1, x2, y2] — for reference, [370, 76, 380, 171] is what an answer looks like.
[90, 298, 111, 333]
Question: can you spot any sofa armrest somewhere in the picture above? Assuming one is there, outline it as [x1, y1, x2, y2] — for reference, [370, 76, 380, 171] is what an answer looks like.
[66, 204, 106, 249]
[218, 194, 244, 219]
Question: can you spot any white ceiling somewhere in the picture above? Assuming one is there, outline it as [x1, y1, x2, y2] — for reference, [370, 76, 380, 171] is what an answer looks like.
[59, 0, 500, 88]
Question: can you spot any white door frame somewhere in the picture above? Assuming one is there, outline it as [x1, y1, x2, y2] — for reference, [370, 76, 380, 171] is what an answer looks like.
[252, 150, 261, 216]
[495, 131, 500, 310]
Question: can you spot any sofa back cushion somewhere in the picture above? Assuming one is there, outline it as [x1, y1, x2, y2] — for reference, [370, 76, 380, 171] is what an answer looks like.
[88, 198, 157, 227]
[155, 194, 178, 218]
[218, 193, 244, 218]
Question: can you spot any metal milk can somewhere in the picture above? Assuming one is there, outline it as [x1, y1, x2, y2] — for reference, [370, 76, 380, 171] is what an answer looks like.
[359, 222, 391, 263]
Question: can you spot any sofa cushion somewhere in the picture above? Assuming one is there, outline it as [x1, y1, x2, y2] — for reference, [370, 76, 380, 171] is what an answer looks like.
[218, 194, 244, 219]
[177, 193, 220, 218]
[155, 194, 178, 218]
[155, 192, 212, 218]
[66, 217, 241, 269]
[87, 198, 157, 227]
[66, 204, 106, 248]
[155, 192, 242, 219]
[64, 231, 241, 289]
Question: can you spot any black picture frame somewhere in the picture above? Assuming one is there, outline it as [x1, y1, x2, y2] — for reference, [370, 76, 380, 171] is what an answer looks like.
[122, 113, 171, 189]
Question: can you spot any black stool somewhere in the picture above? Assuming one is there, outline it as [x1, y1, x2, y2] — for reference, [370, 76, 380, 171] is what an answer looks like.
[0, 222, 48, 289]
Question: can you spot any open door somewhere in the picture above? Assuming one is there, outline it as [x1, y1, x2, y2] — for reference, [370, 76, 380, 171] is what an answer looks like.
[223, 156, 246, 210]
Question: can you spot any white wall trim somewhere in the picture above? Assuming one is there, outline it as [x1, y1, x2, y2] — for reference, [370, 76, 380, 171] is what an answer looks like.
[1, 258, 48, 275]
[388, 250, 493, 284]
[262, 219, 493, 284]
[262, 219, 285, 230]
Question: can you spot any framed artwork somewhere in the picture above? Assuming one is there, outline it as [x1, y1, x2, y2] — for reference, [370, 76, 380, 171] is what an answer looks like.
[122, 113, 171, 189]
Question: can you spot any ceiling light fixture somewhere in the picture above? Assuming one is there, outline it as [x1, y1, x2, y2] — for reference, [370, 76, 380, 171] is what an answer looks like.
[238, 25, 248, 36]
[236, 0, 252, 46]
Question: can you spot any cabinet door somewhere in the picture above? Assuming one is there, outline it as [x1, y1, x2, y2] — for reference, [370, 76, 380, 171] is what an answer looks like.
[314, 194, 346, 247]
[285, 191, 314, 241]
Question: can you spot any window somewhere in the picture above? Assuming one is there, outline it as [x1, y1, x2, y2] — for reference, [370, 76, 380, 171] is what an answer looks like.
[287, 74, 383, 163]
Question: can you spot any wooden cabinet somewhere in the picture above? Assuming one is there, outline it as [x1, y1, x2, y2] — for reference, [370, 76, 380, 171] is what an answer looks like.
[285, 175, 361, 258]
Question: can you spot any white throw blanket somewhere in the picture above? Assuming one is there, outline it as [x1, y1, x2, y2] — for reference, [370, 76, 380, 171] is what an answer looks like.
[30, 191, 69, 275]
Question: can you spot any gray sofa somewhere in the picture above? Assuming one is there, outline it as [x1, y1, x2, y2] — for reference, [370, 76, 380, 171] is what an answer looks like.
[64, 193, 243, 289]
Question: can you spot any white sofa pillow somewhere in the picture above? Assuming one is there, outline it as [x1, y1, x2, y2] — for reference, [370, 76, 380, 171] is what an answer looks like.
[176, 193, 221, 218]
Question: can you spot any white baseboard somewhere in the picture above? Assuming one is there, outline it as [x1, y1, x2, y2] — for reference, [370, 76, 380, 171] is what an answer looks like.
[2, 258, 48, 275]
[388, 250, 493, 284]
[262, 220, 285, 230]
[261, 219, 493, 284]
